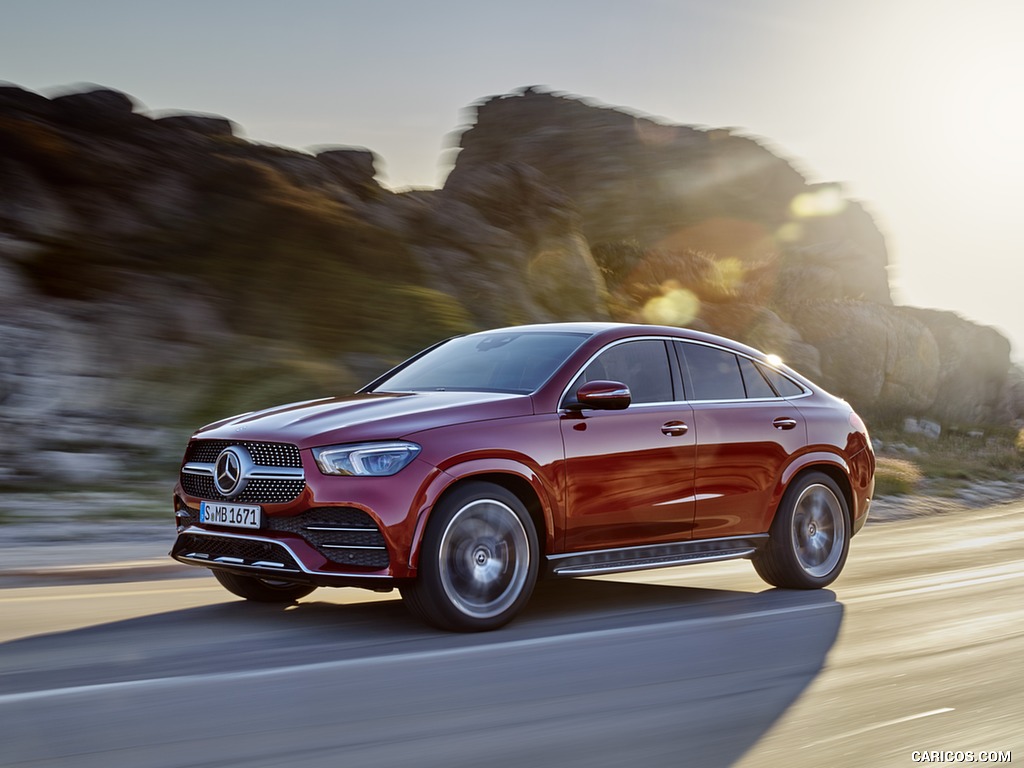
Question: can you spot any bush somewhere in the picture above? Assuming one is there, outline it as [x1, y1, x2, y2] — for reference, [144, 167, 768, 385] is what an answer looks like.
[874, 457, 924, 496]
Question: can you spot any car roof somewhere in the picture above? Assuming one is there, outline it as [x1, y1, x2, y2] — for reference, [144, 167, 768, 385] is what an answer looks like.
[469, 321, 820, 391]
[470, 321, 769, 359]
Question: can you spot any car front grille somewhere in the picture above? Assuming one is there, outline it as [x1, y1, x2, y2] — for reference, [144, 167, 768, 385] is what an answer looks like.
[179, 440, 306, 504]
[175, 533, 301, 571]
[184, 440, 302, 467]
[180, 474, 307, 504]
[177, 504, 390, 570]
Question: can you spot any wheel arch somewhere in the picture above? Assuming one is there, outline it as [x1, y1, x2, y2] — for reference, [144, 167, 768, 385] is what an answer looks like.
[793, 465, 854, 524]
[407, 462, 553, 570]
[775, 453, 855, 528]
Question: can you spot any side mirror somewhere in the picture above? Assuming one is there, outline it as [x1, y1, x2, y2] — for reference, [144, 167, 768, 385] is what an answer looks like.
[572, 380, 631, 410]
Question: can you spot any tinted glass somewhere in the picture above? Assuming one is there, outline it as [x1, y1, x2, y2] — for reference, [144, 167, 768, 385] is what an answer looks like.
[757, 363, 806, 397]
[373, 331, 588, 393]
[681, 343, 746, 400]
[572, 339, 673, 404]
[738, 357, 778, 398]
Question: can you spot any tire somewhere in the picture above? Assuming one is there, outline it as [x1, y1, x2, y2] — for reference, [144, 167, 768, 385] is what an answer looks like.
[212, 569, 316, 603]
[401, 482, 539, 632]
[753, 471, 850, 589]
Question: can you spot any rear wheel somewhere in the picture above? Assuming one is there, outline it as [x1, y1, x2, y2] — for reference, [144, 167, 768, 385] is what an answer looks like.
[753, 472, 850, 589]
[402, 482, 539, 632]
[212, 569, 316, 603]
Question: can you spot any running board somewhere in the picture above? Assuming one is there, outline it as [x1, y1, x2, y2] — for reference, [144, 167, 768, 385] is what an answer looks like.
[546, 535, 768, 577]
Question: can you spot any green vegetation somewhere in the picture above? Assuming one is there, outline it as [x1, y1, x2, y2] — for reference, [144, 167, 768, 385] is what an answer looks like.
[872, 426, 1024, 496]
[873, 457, 925, 496]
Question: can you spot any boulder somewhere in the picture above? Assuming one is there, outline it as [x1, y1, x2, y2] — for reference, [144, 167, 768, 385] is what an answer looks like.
[783, 300, 940, 419]
[50, 86, 150, 134]
[52, 86, 136, 115]
[899, 307, 1012, 425]
[998, 363, 1024, 424]
[452, 89, 892, 305]
[409, 161, 607, 325]
[0, 84, 55, 117]
[155, 113, 236, 137]
[316, 148, 379, 187]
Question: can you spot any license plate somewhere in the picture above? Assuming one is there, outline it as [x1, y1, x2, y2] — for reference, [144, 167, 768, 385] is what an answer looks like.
[200, 501, 262, 529]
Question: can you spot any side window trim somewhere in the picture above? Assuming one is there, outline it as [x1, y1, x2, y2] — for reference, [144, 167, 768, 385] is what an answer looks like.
[559, 336, 811, 409]
[672, 340, 694, 403]
[667, 339, 685, 402]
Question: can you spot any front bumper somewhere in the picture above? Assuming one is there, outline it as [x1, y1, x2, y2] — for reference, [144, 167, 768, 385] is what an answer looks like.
[171, 452, 442, 586]
[170, 527, 400, 589]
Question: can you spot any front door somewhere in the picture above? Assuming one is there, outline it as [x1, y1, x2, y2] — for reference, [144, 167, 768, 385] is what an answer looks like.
[560, 339, 697, 552]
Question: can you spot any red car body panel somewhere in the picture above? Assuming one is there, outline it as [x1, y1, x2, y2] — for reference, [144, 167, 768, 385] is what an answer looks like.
[687, 400, 806, 539]
[560, 404, 698, 551]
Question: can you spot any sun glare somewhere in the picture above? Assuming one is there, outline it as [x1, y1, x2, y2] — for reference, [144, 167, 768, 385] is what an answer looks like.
[888, 4, 1024, 183]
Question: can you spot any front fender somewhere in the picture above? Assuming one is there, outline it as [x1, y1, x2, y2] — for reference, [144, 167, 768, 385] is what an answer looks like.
[405, 457, 559, 570]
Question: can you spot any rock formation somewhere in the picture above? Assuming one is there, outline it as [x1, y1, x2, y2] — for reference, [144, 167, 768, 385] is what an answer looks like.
[452, 88, 1013, 427]
[0, 82, 1016, 486]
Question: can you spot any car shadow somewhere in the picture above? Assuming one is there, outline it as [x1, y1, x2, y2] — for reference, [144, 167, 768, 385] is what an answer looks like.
[1, 577, 842, 768]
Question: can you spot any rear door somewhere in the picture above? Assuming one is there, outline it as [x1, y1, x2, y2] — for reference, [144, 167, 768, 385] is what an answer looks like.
[677, 342, 806, 539]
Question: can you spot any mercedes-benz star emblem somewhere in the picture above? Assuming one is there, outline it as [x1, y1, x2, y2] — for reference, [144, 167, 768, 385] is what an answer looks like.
[214, 447, 247, 497]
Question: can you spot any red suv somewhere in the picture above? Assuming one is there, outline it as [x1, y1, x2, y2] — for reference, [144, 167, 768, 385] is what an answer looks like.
[171, 323, 874, 631]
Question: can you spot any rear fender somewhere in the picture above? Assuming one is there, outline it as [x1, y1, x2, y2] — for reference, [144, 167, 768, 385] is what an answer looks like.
[762, 451, 853, 532]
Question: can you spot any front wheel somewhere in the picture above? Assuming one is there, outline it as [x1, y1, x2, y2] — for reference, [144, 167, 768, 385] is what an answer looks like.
[401, 482, 539, 632]
[212, 569, 316, 603]
[753, 472, 850, 589]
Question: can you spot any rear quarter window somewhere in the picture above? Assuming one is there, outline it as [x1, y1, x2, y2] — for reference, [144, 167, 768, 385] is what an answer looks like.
[738, 357, 778, 398]
[756, 362, 807, 397]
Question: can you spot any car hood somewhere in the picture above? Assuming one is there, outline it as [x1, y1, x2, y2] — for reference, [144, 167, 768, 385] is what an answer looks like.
[193, 391, 534, 447]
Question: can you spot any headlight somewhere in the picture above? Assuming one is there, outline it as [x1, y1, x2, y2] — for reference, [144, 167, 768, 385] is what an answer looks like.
[312, 441, 421, 477]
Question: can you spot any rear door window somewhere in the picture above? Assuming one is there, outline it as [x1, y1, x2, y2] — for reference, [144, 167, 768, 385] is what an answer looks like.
[679, 343, 745, 401]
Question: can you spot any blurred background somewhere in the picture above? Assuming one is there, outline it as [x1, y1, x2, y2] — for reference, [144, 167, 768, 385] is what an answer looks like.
[2, 0, 1023, 521]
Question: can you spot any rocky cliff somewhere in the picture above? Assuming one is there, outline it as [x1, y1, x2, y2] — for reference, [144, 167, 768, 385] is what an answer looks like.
[0, 83, 1019, 487]
[453, 89, 1018, 427]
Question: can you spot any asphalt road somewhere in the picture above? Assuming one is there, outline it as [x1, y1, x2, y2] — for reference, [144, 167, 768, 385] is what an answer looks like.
[1, 504, 1021, 768]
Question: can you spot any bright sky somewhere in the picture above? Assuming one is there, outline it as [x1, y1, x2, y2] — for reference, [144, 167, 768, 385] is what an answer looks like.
[4, 0, 1023, 357]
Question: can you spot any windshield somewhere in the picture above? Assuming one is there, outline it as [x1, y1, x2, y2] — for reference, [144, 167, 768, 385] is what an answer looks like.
[371, 331, 590, 394]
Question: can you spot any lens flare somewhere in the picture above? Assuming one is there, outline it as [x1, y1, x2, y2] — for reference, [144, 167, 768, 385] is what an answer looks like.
[642, 283, 700, 326]
[790, 186, 847, 218]
[717, 257, 745, 292]
[776, 222, 804, 242]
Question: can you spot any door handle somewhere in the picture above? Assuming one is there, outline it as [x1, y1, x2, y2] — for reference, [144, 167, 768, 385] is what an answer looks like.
[661, 421, 689, 436]
[773, 417, 798, 430]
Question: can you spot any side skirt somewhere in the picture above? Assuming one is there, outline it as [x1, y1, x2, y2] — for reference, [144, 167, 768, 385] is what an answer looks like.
[545, 534, 769, 577]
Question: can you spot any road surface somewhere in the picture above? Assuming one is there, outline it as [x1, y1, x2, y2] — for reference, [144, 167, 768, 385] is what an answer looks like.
[1, 504, 1021, 767]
